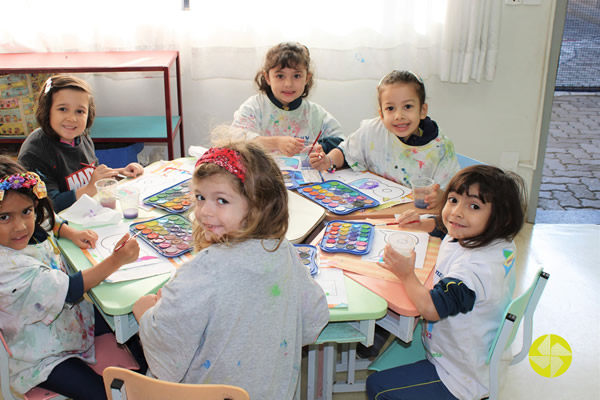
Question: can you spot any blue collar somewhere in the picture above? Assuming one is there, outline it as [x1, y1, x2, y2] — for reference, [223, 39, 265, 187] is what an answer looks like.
[266, 89, 303, 111]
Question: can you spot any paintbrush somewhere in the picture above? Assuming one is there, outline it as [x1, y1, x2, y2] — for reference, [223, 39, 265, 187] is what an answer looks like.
[306, 130, 323, 156]
[80, 162, 127, 180]
[374, 221, 419, 226]
[114, 231, 142, 252]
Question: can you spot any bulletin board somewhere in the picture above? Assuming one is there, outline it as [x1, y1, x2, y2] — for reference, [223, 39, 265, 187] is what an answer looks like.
[0, 73, 50, 137]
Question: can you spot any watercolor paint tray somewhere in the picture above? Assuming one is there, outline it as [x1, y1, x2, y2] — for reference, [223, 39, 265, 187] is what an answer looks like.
[297, 180, 380, 215]
[129, 214, 193, 258]
[319, 220, 375, 256]
[294, 244, 319, 276]
[143, 179, 193, 213]
[282, 170, 304, 190]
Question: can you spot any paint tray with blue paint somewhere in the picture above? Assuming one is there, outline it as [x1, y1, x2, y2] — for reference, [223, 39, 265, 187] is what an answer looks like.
[130, 214, 193, 258]
[143, 179, 192, 213]
[281, 170, 305, 189]
[294, 244, 319, 276]
[297, 180, 380, 215]
[319, 220, 375, 256]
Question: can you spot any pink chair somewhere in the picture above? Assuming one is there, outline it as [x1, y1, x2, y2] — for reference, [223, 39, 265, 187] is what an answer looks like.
[1, 331, 139, 400]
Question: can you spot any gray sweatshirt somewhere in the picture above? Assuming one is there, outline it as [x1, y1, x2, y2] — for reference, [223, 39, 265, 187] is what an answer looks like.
[139, 238, 329, 399]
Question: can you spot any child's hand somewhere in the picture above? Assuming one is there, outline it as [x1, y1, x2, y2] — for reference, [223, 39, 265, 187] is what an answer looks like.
[121, 162, 144, 178]
[90, 164, 119, 186]
[395, 210, 421, 228]
[377, 244, 416, 280]
[276, 137, 305, 156]
[308, 145, 330, 171]
[72, 229, 98, 249]
[112, 233, 140, 265]
[132, 293, 160, 321]
[424, 184, 442, 210]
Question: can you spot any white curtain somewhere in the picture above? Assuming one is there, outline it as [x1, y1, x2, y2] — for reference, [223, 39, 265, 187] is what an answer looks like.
[1, 0, 500, 83]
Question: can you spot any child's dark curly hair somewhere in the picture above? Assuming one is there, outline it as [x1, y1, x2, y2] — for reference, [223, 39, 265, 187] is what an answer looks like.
[255, 42, 314, 98]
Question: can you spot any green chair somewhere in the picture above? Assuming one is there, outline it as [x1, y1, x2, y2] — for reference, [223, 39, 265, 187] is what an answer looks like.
[368, 268, 550, 400]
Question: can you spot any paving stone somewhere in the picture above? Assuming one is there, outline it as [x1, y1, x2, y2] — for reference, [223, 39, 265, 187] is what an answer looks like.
[567, 183, 596, 199]
[581, 177, 600, 190]
[552, 191, 582, 207]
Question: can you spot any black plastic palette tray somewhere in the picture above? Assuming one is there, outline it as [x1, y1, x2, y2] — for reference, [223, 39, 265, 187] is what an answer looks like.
[143, 179, 193, 213]
[319, 220, 375, 256]
[297, 180, 380, 215]
[130, 214, 193, 258]
[294, 244, 319, 276]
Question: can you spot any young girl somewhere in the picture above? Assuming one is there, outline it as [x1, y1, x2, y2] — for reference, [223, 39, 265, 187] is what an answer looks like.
[231, 42, 345, 156]
[0, 156, 140, 400]
[132, 139, 329, 399]
[366, 165, 527, 400]
[18, 75, 144, 212]
[310, 70, 461, 210]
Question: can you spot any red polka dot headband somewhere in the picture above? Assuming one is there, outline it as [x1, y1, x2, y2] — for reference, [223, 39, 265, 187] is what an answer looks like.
[195, 147, 246, 183]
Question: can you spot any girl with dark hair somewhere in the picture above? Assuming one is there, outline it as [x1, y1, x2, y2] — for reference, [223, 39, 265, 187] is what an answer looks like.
[367, 165, 528, 400]
[0, 156, 140, 399]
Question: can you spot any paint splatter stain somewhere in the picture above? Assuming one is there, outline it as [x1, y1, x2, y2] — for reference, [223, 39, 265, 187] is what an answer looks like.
[280, 339, 288, 349]
[201, 360, 211, 369]
[271, 284, 281, 297]
[237, 360, 241, 367]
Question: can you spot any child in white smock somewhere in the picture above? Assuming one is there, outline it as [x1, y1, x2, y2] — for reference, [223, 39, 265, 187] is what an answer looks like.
[0, 156, 139, 400]
[310, 70, 461, 210]
[232, 42, 344, 156]
[367, 165, 527, 400]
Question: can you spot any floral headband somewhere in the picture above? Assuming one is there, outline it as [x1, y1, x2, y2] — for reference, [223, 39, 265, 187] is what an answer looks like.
[0, 172, 47, 202]
[196, 147, 246, 183]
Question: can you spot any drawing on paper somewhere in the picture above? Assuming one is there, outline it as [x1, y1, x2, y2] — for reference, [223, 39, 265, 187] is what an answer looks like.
[347, 177, 408, 202]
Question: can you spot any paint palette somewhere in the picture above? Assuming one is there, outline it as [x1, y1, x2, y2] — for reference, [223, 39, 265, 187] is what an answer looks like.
[143, 179, 193, 213]
[282, 170, 304, 189]
[294, 244, 319, 276]
[297, 180, 380, 215]
[129, 214, 193, 258]
[319, 220, 375, 255]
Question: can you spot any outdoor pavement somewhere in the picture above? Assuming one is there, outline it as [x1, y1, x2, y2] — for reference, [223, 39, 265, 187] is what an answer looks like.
[535, 92, 600, 224]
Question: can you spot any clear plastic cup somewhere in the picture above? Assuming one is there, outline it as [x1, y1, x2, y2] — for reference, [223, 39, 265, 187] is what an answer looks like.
[388, 233, 418, 257]
[411, 177, 435, 209]
[95, 178, 118, 209]
[118, 186, 140, 219]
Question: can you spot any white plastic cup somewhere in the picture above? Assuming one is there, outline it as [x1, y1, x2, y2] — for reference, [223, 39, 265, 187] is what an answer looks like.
[118, 186, 140, 219]
[95, 178, 118, 209]
[411, 177, 435, 209]
[389, 233, 418, 257]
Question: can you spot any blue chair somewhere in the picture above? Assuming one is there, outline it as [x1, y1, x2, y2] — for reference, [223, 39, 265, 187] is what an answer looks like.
[368, 268, 550, 400]
[456, 153, 484, 168]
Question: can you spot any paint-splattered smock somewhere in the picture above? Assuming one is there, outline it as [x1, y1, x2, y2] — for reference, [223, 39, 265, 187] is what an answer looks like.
[338, 117, 460, 188]
[0, 239, 95, 394]
[139, 238, 329, 399]
[423, 237, 516, 399]
[232, 92, 344, 150]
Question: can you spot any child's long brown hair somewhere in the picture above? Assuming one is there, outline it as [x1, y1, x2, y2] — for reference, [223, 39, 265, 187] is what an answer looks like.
[255, 42, 314, 98]
[35, 74, 96, 140]
[192, 140, 288, 252]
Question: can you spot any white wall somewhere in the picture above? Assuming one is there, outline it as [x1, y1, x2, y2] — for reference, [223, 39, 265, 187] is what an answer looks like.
[90, 2, 558, 196]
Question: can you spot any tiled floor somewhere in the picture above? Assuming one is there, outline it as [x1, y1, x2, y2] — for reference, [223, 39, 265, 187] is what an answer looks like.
[302, 222, 600, 400]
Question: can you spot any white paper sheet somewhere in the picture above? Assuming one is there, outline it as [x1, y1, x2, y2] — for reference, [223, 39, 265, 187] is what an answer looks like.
[83, 223, 178, 282]
[314, 267, 348, 308]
